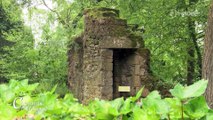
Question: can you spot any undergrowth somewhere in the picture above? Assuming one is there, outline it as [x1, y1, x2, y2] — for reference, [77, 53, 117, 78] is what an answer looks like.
[0, 79, 212, 120]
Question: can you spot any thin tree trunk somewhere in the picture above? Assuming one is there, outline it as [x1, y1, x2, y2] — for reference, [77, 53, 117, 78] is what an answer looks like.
[187, 17, 202, 85]
[186, 45, 195, 85]
[203, 1, 213, 108]
[186, 0, 202, 85]
[186, 0, 195, 85]
[193, 37, 202, 79]
[186, 23, 195, 85]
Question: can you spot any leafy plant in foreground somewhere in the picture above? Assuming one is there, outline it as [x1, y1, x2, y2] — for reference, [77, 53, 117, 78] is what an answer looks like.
[0, 79, 212, 120]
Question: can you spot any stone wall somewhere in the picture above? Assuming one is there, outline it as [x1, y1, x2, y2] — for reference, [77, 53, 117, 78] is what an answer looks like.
[67, 36, 84, 100]
[68, 8, 152, 104]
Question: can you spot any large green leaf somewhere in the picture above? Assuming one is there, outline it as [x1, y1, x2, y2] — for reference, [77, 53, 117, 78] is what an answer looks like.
[184, 96, 209, 119]
[88, 99, 114, 120]
[133, 107, 148, 120]
[133, 106, 160, 120]
[0, 101, 17, 120]
[205, 110, 213, 120]
[142, 91, 169, 118]
[0, 84, 15, 103]
[109, 97, 124, 116]
[165, 98, 182, 119]
[120, 97, 133, 115]
[8, 79, 39, 96]
[170, 80, 208, 100]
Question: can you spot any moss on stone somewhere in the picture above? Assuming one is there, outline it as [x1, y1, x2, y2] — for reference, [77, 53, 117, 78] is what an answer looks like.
[137, 48, 150, 58]
[128, 33, 144, 48]
[67, 34, 83, 52]
[84, 7, 119, 19]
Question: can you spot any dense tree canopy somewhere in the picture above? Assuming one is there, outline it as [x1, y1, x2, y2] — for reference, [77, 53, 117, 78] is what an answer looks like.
[0, 0, 34, 82]
[24, 0, 210, 87]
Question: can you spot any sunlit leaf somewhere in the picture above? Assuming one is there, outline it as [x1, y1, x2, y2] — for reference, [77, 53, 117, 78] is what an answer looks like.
[184, 96, 209, 119]
[170, 80, 208, 100]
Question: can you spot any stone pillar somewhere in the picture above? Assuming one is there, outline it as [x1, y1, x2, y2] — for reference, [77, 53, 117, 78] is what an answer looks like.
[82, 39, 102, 103]
[101, 49, 113, 100]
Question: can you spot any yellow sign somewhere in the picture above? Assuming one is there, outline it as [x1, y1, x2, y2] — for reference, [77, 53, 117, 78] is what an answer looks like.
[118, 86, 130, 92]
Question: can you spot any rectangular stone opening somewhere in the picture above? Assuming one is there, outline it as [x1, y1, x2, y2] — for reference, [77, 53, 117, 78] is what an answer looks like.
[112, 49, 137, 99]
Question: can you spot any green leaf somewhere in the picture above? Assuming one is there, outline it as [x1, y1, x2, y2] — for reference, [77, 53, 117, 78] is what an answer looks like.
[142, 91, 169, 117]
[165, 98, 182, 119]
[88, 99, 114, 120]
[27, 83, 39, 92]
[131, 87, 144, 102]
[0, 84, 15, 103]
[133, 106, 160, 120]
[0, 101, 17, 120]
[133, 107, 148, 120]
[120, 97, 132, 114]
[170, 80, 208, 100]
[50, 84, 58, 94]
[184, 96, 209, 119]
[119, 87, 144, 115]
[109, 97, 124, 116]
[169, 83, 184, 99]
[0, 84, 9, 92]
[146, 91, 161, 99]
[206, 110, 213, 120]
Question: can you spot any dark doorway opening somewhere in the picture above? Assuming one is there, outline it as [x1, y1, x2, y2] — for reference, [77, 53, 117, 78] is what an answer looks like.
[112, 49, 136, 99]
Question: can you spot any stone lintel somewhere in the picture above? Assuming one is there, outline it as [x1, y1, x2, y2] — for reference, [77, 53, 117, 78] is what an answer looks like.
[99, 37, 140, 49]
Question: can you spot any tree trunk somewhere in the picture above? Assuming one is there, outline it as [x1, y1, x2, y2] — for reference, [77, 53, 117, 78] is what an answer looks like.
[186, 0, 196, 85]
[187, 16, 202, 84]
[202, 1, 213, 108]
[186, 44, 195, 85]
[187, 17, 195, 85]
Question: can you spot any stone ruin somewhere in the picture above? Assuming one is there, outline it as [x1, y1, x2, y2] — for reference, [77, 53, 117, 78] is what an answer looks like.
[68, 8, 153, 103]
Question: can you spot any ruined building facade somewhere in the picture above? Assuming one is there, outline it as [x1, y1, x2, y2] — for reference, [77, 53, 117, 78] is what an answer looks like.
[68, 8, 152, 103]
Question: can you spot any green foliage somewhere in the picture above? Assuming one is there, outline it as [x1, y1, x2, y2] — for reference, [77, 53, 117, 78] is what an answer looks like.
[30, 0, 211, 86]
[1, 0, 70, 95]
[0, 79, 212, 120]
[0, 0, 36, 84]
[170, 79, 208, 100]
[1, 2, 213, 119]
[1, 0, 211, 95]
[184, 96, 209, 119]
[1, 27, 35, 80]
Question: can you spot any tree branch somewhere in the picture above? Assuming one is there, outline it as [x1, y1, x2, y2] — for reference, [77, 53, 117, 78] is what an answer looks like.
[196, 31, 205, 39]
[41, 0, 70, 27]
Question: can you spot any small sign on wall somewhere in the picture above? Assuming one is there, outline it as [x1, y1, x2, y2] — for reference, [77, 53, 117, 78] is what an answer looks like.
[118, 86, 130, 92]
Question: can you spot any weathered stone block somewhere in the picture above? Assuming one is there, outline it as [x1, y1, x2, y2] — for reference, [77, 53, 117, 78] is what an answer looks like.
[102, 71, 113, 86]
[133, 76, 141, 87]
[101, 49, 113, 59]
[134, 55, 140, 65]
[101, 62, 113, 71]
[101, 85, 113, 100]
[105, 58, 113, 63]
[83, 85, 102, 103]
[135, 65, 140, 75]
[100, 37, 138, 49]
